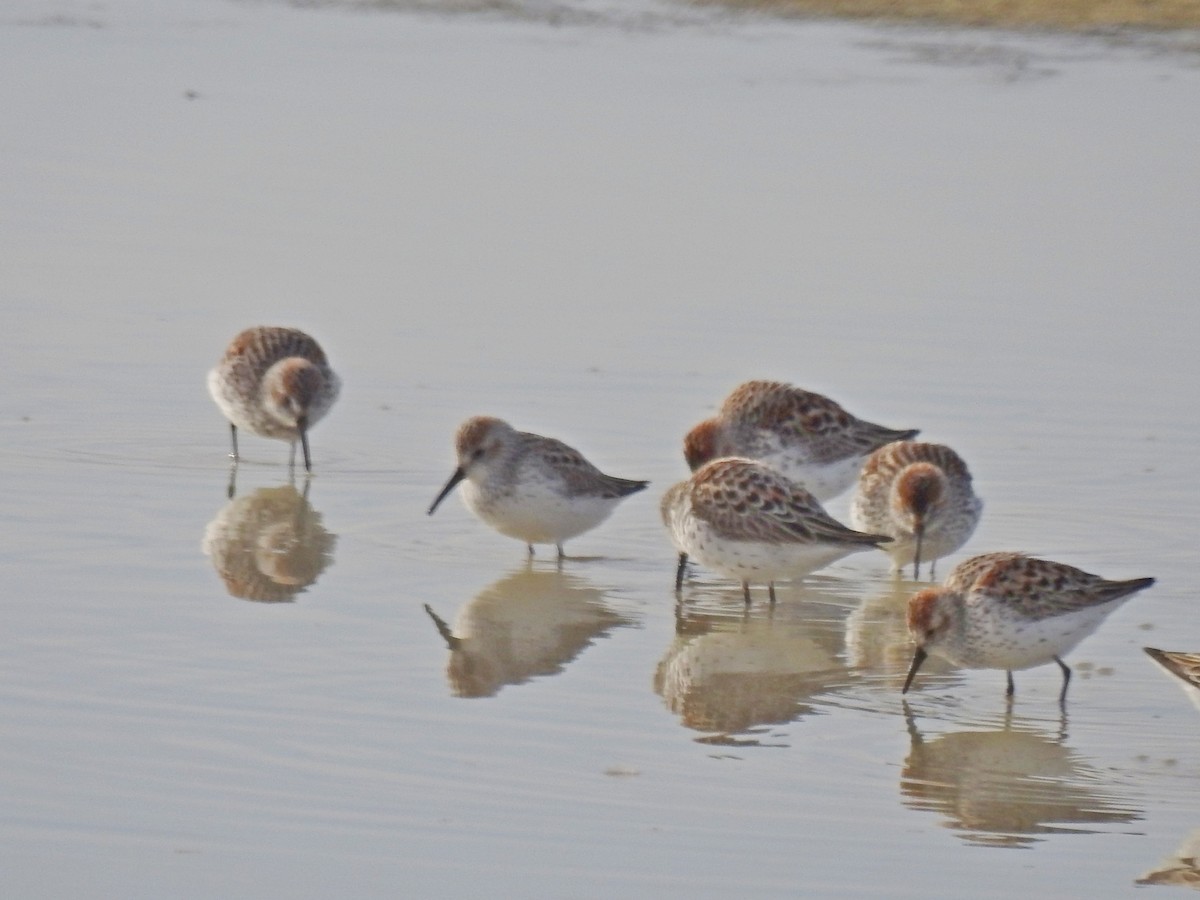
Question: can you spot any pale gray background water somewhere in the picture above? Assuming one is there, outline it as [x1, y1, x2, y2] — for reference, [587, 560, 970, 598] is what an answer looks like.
[3, 0, 1199, 896]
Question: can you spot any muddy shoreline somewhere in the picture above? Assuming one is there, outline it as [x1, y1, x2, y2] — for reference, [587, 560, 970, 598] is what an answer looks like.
[699, 0, 1200, 31]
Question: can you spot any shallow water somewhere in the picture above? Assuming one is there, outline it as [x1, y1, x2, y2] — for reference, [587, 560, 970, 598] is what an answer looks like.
[3, 0, 1200, 896]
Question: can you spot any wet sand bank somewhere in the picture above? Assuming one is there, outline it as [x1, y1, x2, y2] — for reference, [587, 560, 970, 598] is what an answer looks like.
[700, 0, 1200, 31]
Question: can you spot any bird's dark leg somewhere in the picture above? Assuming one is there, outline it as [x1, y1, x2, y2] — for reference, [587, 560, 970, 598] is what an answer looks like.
[742, 582, 752, 605]
[674, 553, 688, 591]
[768, 582, 777, 605]
[229, 423, 239, 461]
[1055, 656, 1072, 705]
[1006, 670, 1015, 697]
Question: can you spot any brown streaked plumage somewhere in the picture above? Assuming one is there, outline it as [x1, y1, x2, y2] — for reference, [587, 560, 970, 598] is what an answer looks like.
[851, 440, 982, 579]
[1143, 648, 1200, 715]
[207, 326, 340, 473]
[1145, 648, 1200, 691]
[683, 380, 917, 501]
[902, 552, 1154, 703]
[661, 457, 889, 604]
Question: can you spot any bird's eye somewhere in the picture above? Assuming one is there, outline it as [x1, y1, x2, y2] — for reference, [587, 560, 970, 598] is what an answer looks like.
[472, 447, 485, 460]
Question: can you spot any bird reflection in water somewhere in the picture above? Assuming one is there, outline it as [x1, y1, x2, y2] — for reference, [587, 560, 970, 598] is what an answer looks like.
[654, 587, 854, 747]
[844, 582, 958, 689]
[202, 481, 336, 602]
[423, 567, 636, 698]
[1138, 828, 1200, 888]
[900, 707, 1141, 848]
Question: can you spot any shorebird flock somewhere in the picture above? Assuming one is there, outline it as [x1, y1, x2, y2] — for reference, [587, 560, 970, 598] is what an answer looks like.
[207, 325, 1157, 705]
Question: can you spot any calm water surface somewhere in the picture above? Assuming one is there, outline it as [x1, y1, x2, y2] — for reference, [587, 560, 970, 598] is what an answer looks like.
[3, 0, 1199, 896]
